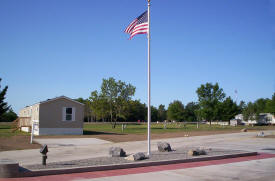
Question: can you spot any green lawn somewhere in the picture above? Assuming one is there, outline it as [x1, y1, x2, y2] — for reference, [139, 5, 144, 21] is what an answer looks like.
[0, 122, 274, 138]
[0, 123, 29, 137]
[83, 122, 275, 135]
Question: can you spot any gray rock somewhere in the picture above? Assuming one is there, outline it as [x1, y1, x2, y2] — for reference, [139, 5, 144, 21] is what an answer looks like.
[188, 149, 207, 156]
[133, 152, 146, 160]
[188, 149, 195, 156]
[109, 147, 126, 157]
[125, 152, 146, 161]
[157, 142, 172, 152]
[196, 149, 206, 155]
[125, 155, 134, 161]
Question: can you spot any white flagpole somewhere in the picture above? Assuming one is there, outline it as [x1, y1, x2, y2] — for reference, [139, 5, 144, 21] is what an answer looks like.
[147, 0, 151, 157]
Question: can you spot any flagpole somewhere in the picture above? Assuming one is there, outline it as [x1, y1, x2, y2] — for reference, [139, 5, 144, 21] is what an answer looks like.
[147, 0, 151, 157]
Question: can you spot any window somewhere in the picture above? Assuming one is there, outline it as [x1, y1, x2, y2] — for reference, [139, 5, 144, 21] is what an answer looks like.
[66, 108, 72, 121]
[62, 107, 75, 121]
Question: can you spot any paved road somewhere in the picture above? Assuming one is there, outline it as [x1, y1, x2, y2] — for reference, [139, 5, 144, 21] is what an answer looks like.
[0, 130, 274, 166]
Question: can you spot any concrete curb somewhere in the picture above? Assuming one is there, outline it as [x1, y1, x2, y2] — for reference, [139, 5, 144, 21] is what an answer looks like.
[0, 159, 19, 178]
[17, 151, 258, 178]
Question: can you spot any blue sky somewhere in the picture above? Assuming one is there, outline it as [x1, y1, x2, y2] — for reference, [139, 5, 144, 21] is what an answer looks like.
[1, 0, 274, 114]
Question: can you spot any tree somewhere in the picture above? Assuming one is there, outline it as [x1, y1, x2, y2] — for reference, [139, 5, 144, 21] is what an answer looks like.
[113, 80, 136, 123]
[75, 97, 93, 122]
[100, 77, 135, 128]
[0, 78, 9, 121]
[220, 97, 240, 122]
[254, 98, 269, 114]
[265, 93, 275, 115]
[89, 91, 109, 122]
[101, 77, 118, 125]
[242, 102, 257, 121]
[0, 109, 17, 122]
[185, 102, 199, 122]
[167, 100, 185, 121]
[150, 106, 158, 122]
[196, 82, 225, 125]
[238, 100, 246, 113]
[144, 106, 158, 122]
[126, 100, 146, 122]
[157, 104, 167, 122]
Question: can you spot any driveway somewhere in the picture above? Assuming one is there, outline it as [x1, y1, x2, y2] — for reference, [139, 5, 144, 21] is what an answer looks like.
[35, 138, 111, 148]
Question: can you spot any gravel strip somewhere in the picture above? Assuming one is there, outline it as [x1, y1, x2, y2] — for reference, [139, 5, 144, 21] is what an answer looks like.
[24, 147, 246, 171]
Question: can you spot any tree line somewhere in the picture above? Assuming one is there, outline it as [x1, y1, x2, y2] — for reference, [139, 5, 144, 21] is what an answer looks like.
[77, 78, 275, 126]
[242, 94, 275, 121]
[0, 77, 274, 124]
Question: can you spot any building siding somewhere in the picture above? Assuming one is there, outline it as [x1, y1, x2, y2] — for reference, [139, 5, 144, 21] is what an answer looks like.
[39, 98, 84, 129]
[19, 104, 39, 120]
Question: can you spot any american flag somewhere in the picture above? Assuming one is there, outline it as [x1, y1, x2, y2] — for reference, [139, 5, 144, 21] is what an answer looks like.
[125, 11, 148, 39]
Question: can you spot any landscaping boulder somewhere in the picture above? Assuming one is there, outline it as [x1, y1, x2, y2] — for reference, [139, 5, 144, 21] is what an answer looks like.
[109, 147, 126, 157]
[241, 128, 248, 132]
[157, 142, 172, 152]
[125, 152, 146, 161]
[188, 149, 206, 156]
[125, 155, 135, 161]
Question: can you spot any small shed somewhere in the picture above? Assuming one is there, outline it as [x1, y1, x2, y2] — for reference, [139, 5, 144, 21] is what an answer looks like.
[18, 96, 84, 135]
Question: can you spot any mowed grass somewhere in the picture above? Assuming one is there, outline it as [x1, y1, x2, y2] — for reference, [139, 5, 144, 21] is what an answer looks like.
[83, 122, 275, 135]
[0, 123, 29, 137]
[0, 122, 274, 137]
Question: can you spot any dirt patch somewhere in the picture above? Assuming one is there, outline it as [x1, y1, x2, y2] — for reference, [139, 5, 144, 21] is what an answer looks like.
[37, 130, 248, 142]
[91, 130, 245, 142]
[0, 136, 41, 152]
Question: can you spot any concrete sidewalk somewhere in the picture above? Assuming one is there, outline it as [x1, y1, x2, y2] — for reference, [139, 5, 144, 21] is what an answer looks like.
[34, 138, 111, 147]
[0, 130, 274, 166]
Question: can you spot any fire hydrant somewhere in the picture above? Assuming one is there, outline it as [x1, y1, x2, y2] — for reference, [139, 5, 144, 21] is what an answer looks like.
[40, 144, 48, 165]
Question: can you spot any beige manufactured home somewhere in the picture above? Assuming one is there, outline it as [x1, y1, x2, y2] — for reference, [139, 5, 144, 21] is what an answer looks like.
[18, 96, 84, 135]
